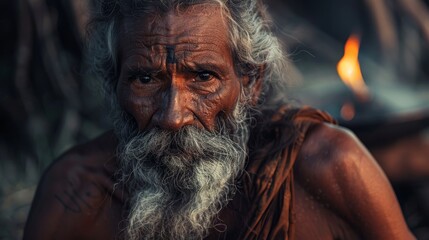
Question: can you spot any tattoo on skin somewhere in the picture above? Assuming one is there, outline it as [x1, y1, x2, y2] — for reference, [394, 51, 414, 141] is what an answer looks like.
[54, 194, 82, 213]
[54, 180, 97, 213]
[166, 45, 176, 64]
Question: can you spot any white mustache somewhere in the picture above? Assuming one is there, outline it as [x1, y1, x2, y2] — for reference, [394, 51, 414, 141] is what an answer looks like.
[113, 104, 249, 240]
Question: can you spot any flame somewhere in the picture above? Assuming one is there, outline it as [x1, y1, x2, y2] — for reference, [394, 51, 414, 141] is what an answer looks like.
[337, 35, 370, 101]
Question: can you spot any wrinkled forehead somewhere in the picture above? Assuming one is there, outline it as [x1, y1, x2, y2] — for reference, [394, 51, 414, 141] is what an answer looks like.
[118, 4, 230, 51]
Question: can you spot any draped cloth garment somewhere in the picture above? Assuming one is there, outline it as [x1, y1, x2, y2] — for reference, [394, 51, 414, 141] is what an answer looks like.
[210, 106, 336, 240]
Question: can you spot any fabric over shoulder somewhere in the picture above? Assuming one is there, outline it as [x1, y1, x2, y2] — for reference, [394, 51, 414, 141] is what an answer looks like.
[221, 106, 336, 240]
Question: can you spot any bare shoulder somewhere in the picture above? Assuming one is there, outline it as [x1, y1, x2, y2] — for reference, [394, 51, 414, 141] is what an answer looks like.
[24, 131, 123, 240]
[46, 131, 118, 180]
[294, 123, 414, 240]
[32, 130, 120, 205]
[37, 131, 119, 195]
[295, 122, 375, 181]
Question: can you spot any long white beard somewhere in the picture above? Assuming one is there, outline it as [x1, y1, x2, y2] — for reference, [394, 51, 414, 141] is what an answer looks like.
[113, 103, 249, 240]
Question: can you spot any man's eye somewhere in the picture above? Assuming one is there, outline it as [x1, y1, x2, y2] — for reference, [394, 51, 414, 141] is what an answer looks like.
[195, 72, 214, 82]
[129, 74, 153, 84]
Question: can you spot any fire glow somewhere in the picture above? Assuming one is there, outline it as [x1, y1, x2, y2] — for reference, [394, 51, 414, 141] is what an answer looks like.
[337, 35, 371, 121]
[337, 35, 370, 101]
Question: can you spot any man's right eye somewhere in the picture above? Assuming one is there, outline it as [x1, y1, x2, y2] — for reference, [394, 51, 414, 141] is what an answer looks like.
[129, 74, 153, 84]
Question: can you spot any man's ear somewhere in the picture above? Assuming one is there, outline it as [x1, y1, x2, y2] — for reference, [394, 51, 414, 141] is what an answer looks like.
[244, 64, 265, 106]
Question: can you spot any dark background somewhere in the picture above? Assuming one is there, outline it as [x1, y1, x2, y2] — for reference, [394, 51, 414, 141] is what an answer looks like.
[1, 0, 428, 239]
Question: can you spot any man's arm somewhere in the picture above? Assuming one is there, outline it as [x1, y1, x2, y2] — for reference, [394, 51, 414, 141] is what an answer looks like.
[24, 132, 126, 240]
[295, 123, 415, 239]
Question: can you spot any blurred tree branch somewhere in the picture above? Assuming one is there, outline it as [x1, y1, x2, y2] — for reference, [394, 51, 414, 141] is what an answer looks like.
[4, 0, 102, 167]
[15, 0, 35, 117]
[363, 0, 399, 63]
[396, 0, 429, 44]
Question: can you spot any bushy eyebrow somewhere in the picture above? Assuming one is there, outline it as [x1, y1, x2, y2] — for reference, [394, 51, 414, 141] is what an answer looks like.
[125, 64, 163, 75]
[182, 61, 228, 77]
[121, 49, 231, 78]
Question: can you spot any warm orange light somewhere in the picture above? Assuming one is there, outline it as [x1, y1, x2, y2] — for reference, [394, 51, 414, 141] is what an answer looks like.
[340, 102, 356, 121]
[337, 35, 370, 101]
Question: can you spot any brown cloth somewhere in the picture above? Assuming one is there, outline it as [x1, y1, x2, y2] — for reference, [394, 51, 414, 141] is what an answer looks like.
[211, 106, 336, 240]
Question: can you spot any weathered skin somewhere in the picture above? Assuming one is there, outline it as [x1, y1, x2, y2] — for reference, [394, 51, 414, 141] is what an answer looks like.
[116, 4, 248, 132]
[24, 4, 414, 240]
[294, 123, 413, 239]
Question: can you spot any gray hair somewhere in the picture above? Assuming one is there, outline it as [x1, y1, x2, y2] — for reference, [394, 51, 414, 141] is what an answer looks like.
[86, 0, 289, 109]
[113, 96, 249, 239]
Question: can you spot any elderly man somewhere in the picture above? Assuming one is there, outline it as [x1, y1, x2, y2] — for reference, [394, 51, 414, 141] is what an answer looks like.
[24, 0, 414, 239]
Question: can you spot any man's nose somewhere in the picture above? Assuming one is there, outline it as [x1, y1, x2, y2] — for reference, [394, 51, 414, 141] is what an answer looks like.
[153, 85, 194, 131]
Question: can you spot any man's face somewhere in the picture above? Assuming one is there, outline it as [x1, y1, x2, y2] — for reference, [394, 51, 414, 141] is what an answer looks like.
[116, 4, 248, 132]
[114, 5, 252, 239]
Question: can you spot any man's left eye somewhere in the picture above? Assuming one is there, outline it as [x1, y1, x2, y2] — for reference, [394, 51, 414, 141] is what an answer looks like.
[195, 72, 214, 82]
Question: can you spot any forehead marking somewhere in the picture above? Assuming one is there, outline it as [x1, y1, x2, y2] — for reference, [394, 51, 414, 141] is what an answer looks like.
[166, 45, 176, 64]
